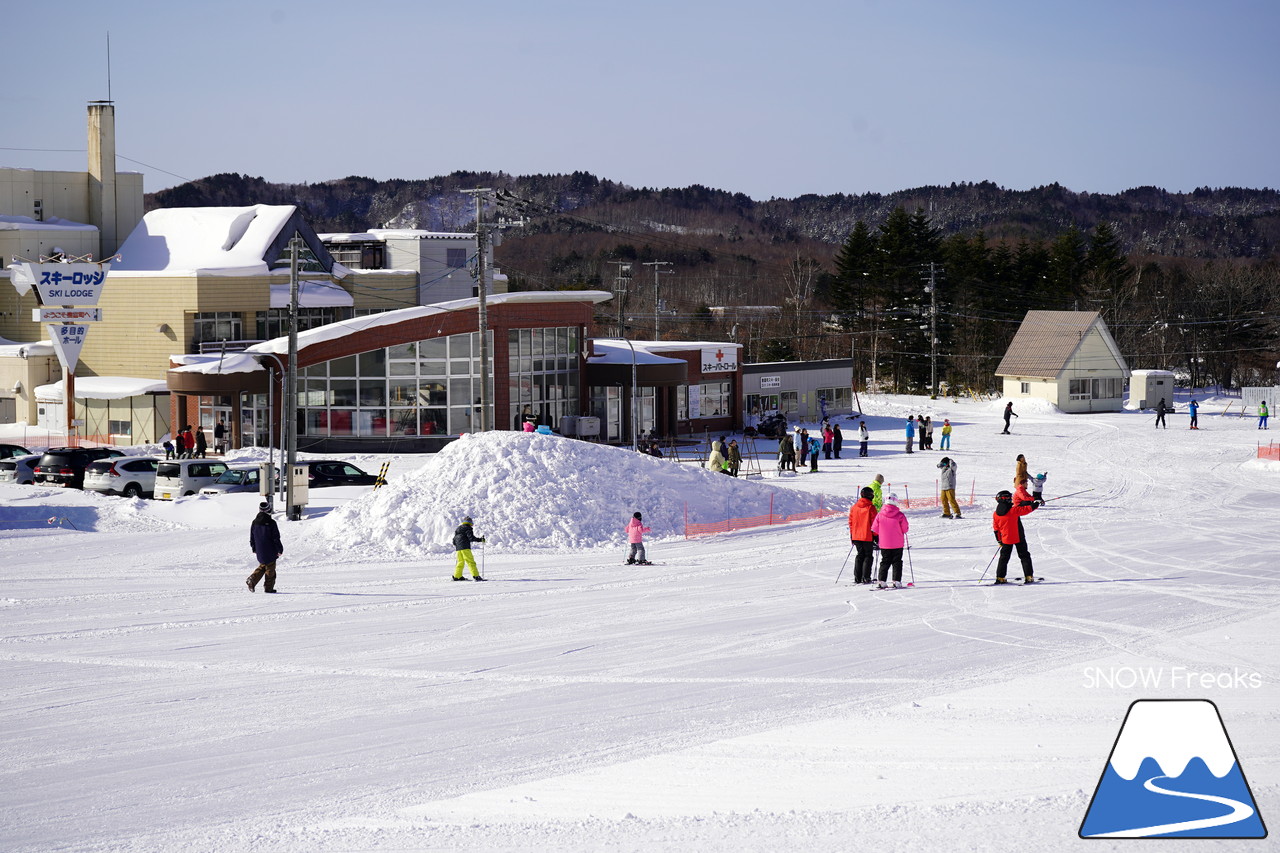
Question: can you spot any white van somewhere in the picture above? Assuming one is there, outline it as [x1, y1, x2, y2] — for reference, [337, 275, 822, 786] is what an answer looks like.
[154, 459, 229, 500]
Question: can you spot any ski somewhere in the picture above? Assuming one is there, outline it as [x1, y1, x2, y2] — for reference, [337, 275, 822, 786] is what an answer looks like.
[870, 583, 913, 590]
[989, 577, 1043, 585]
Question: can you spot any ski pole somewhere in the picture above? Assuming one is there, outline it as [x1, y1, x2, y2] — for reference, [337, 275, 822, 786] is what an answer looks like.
[906, 537, 915, 587]
[1042, 488, 1094, 503]
[977, 546, 1000, 584]
[834, 542, 855, 584]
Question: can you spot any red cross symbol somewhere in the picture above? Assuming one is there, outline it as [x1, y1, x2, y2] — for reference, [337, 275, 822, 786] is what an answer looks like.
[716, 348, 725, 360]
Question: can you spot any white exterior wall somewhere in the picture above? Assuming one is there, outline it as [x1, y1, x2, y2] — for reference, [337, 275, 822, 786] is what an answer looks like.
[1129, 370, 1176, 409]
[1001, 376, 1060, 406]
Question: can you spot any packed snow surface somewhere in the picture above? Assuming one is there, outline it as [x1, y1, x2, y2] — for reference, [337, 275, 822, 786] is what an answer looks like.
[1, 391, 1277, 853]
[319, 431, 844, 554]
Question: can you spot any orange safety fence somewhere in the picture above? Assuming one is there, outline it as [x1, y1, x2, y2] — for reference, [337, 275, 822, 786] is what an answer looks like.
[894, 479, 979, 510]
[685, 496, 840, 538]
[683, 478, 983, 538]
[1259, 442, 1280, 461]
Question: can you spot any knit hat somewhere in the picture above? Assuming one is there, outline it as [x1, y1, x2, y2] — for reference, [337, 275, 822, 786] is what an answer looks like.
[633, 512, 642, 519]
[859, 486, 875, 500]
[462, 515, 472, 523]
[939, 457, 951, 466]
[259, 501, 270, 511]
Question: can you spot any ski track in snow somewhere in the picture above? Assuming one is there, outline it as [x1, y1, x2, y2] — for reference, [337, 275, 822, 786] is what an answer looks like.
[2, 394, 1278, 853]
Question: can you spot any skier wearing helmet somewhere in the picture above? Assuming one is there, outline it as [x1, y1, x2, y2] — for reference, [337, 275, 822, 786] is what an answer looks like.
[992, 489, 1040, 584]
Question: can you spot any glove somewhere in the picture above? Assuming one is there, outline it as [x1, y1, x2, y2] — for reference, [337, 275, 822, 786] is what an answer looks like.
[1032, 500, 1043, 509]
[479, 537, 487, 543]
[1018, 500, 1035, 507]
[994, 531, 1002, 544]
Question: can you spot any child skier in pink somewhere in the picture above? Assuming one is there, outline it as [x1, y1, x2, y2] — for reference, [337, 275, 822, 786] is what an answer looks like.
[870, 494, 910, 588]
[625, 512, 653, 565]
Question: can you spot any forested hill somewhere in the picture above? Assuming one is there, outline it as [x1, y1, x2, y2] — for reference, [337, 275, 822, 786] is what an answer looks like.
[148, 172, 1280, 262]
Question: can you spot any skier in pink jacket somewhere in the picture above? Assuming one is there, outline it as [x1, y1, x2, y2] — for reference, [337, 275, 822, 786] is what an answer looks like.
[869, 494, 910, 588]
[625, 512, 653, 565]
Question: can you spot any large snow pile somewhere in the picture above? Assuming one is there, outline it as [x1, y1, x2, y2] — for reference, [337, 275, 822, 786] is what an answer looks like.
[318, 431, 846, 554]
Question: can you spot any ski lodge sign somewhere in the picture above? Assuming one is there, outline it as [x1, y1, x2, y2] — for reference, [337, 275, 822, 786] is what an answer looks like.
[10, 263, 108, 305]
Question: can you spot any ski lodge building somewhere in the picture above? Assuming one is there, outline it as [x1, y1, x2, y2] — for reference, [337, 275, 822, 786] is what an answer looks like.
[995, 310, 1130, 413]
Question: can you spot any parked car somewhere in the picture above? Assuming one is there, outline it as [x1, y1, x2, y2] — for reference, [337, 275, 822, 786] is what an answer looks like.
[305, 460, 379, 488]
[199, 466, 266, 496]
[83, 457, 160, 498]
[33, 447, 127, 489]
[0, 443, 32, 459]
[153, 459, 230, 500]
[0, 453, 41, 485]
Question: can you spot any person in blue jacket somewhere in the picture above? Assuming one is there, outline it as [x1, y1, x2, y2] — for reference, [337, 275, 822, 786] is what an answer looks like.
[1189, 399, 1199, 430]
[904, 416, 915, 454]
[808, 434, 821, 472]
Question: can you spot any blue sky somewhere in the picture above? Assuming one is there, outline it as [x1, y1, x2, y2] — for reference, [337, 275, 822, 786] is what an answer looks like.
[6, 0, 1278, 199]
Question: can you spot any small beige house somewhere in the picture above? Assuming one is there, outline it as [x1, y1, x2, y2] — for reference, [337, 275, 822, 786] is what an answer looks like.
[995, 311, 1130, 413]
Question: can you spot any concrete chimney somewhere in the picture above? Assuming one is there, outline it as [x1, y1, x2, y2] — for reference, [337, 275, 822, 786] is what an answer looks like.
[87, 101, 117, 259]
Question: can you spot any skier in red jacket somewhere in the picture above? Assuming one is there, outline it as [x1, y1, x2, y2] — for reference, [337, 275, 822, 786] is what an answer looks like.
[992, 488, 1040, 584]
[847, 486, 879, 584]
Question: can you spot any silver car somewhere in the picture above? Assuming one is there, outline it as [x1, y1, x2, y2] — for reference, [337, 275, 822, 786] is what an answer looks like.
[83, 456, 160, 498]
[199, 466, 265, 496]
[0, 453, 41, 485]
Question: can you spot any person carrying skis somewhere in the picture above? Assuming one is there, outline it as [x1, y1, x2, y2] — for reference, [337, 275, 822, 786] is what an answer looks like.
[938, 456, 961, 519]
[625, 512, 652, 565]
[1154, 398, 1171, 429]
[848, 486, 878, 584]
[452, 516, 487, 581]
[1002, 402, 1018, 434]
[939, 418, 952, 450]
[1259, 400, 1269, 430]
[904, 417, 915, 453]
[859, 420, 870, 457]
[870, 493, 910, 588]
[866, 473, 885, 510]
[246, 501, 283, 593]
[1188, 398, 1199, 429]
[992, 489, 1040, 584]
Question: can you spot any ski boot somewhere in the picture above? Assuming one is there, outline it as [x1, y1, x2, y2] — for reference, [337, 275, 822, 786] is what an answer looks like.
[993, 577, 1008, 584]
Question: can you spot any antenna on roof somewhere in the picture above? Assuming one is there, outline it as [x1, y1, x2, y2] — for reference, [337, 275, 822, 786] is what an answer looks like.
[106, 31, 113, 103]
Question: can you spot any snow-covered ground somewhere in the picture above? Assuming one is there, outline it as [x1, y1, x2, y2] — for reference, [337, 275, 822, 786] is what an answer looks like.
[2, 393, 1277, 852]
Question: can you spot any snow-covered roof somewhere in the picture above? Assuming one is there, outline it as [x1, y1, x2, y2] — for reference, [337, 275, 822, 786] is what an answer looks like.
[169, 353, 266, 375]
[246, 290, 612, 356]
[0, 214, 98, 232]
[0, 336, 56, 358]
[593, 338, 740, 354]
[35, 376, 169, 402]
[320, 229, 477, 242]
[111, 204, 299, 275]
[269, 280, 354, 309]
[587, 340, 687, 365]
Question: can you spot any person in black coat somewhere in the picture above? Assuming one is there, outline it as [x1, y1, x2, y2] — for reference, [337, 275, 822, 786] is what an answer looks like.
[246, 502, 283, 593]
[452, 516, 487, 581]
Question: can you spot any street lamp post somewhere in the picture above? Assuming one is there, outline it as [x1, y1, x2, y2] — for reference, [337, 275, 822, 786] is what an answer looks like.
[624, 339, 639, 451]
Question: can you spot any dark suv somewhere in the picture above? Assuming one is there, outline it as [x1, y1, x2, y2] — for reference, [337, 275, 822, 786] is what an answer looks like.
[0, 443, 32, 459]
[33, 447, 126, 489]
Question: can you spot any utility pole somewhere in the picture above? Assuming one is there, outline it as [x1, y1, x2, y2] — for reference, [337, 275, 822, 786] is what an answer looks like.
[463, 188, 493, 432]
[924, 262, 940, 398]
[642, 260, 672, 338]
[608, 261, 632, 338]
[285, 237, 301, 519]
